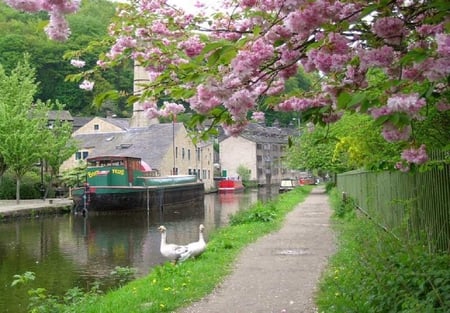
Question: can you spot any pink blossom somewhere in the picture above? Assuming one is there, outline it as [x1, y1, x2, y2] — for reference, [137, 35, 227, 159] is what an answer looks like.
[178, 36, 205, 58]
[222, 121, 248, 137]
[371, 93, 426, 119]
[372, 17, 408, 45]
[401, 144, 428, 165]
[395, 162, 410, 172]
[45, 12, 71, 41]
[436, 100, 450, 112]
[79, 80, 94, 91]
[160, 102, 185, 117]
[382, 122, 411, 142]
[251, 111, 265, 122]
[4, 0, 42, 12]
[70, 59, 85, 68]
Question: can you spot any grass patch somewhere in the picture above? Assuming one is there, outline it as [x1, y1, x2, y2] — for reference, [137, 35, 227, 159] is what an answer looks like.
[59, 186, 313, 313]
[316, 188, 450, 313]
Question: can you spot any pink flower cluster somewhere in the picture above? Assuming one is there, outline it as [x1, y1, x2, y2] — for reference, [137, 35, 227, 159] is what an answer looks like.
[371, 93, 426, 120]
[5, 0, 80, 41]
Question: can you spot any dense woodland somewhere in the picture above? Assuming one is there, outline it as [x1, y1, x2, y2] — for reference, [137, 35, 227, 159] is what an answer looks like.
[0, 0, 133, 117]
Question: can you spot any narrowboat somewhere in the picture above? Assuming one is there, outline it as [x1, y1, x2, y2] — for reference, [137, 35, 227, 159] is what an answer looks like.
[72, 156, 204, 212]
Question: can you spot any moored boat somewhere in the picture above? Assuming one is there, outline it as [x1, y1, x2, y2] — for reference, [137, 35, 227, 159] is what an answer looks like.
[218, 178, 245, 193]
[72, 156, 204, 212]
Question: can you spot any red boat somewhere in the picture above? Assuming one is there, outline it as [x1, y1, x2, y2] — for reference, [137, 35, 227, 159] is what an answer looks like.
[218, 178, 245, 193]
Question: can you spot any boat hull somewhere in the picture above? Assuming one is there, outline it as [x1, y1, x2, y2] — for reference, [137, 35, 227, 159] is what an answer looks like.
[72, 182, 204, 212]
[218, 179, 245, 193]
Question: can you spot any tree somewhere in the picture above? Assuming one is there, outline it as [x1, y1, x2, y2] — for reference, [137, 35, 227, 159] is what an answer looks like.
[0, 56, 75, 202]
[4, 0, 450, 171]
[41, 102, 78, 198]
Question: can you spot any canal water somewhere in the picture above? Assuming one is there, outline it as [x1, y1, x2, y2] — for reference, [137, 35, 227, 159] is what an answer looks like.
[0, 187, 278, 313]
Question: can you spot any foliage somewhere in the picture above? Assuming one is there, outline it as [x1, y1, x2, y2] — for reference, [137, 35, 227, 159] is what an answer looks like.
[60, 164, 88, 188]
[0, 170, 44, 199]
[0, 55, 48, 202]
[0, 0, 132, 117]
[12, 271, 103, 313]
[236, 164, 251, 184]
[316, 188, 450, 313]
[229, 201, 278, 225]
[110, 266, 137, 287]
[288, 112, 404, 172]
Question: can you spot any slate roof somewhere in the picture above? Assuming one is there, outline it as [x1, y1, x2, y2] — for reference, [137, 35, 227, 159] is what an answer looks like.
[226, 123, 297, 144]
[99, 117, 130, 130]
[74, 123, 183, 170]
[48, 110, 73, 121]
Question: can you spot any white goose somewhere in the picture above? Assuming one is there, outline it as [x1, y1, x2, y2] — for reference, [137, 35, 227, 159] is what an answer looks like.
[179, 224, 207, 262]
[158, 225, 189, 264]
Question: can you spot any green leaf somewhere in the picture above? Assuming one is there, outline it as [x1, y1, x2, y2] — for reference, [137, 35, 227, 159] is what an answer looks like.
[337, 92, 352, 109]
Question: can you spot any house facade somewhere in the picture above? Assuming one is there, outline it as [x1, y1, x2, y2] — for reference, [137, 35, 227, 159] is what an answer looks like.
[219, 123, 296, 186]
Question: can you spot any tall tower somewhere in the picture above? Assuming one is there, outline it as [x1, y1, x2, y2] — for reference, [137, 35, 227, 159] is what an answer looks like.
[130, 64, 159, 128]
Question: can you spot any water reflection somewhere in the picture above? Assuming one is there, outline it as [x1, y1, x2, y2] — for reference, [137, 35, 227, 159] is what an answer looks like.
[0, 187, 278, 313]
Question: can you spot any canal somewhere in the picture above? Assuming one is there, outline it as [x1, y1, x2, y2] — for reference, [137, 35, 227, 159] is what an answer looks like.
[0, 187, 279, 313]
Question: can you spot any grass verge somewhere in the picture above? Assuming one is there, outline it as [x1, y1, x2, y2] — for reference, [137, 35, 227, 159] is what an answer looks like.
[64, 186, 313, 313]
[316, 188, 450, 313]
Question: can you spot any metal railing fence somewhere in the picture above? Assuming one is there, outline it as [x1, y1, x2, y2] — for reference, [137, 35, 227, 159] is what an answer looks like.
[337, 151, 450, 253]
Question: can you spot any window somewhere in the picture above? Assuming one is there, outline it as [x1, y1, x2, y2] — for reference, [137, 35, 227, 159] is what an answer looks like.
[175, 147, 178, 159]
[188, 149, 191, 160]
[182, 148, 185, 159]
[75, 151, 88, 160]
[94, 124, 99, 130]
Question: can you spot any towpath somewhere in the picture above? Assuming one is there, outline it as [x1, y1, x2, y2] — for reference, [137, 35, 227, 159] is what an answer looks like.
[0, 198, 73, 219]
[178, 186, 336, 313]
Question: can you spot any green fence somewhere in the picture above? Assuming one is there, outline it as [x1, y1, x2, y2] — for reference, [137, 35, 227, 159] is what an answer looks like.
[336, 152, 450, 253]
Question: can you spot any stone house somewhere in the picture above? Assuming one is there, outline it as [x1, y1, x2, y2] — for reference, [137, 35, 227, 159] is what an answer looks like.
[219, 123, 296, 186]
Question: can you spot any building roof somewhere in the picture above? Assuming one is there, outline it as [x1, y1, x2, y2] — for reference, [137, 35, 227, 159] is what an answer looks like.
[223, 122, 297, 144]
[48, 110, 73, 121]
[74, 123, 184, 170]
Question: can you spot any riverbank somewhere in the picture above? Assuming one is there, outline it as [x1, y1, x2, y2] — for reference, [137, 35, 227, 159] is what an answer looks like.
[0, 198, 73, 220]
[52, 185, 334, 313]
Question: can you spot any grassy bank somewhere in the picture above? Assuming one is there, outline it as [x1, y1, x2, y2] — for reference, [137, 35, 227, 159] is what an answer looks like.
[316, 188, 450, 312]
[55, 186, 312, 313]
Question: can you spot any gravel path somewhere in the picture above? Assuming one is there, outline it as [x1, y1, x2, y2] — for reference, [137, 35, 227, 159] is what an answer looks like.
[177, 186, 336, 313]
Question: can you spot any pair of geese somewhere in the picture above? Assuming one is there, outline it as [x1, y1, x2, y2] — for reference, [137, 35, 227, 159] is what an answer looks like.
[158, 224, 207, 264]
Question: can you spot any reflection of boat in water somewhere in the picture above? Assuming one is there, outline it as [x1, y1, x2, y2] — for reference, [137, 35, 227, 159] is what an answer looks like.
[218, 178, 244, 193]
[72, 156, 204, 212]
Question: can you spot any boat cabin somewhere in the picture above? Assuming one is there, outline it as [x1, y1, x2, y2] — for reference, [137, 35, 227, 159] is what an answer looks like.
[86, 156, 150, 187]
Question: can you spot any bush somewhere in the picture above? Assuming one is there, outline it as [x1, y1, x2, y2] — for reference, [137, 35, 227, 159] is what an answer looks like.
[0, 170, 43, 199]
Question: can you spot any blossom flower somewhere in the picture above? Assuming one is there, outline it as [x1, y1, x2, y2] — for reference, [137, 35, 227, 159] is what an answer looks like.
[251, 111, 265, 122]
[401, 144, 428, 165]
[178, 36, 205, 58]
[70, 59, 85, 68]
[79, 80, 94, 91]
[381, 122, 411, 142]
[372, 17, 408, 45]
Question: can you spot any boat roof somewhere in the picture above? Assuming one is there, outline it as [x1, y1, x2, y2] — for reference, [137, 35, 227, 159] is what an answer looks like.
[87, 155, 141, 162]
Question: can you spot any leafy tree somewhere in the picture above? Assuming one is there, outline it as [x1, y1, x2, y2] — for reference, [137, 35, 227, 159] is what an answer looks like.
[236, 165, 251, 184]
[41, 102, 78, 198]
[0, 56, 75, 202]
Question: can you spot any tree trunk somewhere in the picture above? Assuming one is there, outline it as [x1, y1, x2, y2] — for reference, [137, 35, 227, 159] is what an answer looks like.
[16, 177, 21, 204]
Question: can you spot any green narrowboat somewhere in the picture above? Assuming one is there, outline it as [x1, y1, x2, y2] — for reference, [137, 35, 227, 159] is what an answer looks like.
[72, 156, 204, 212]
